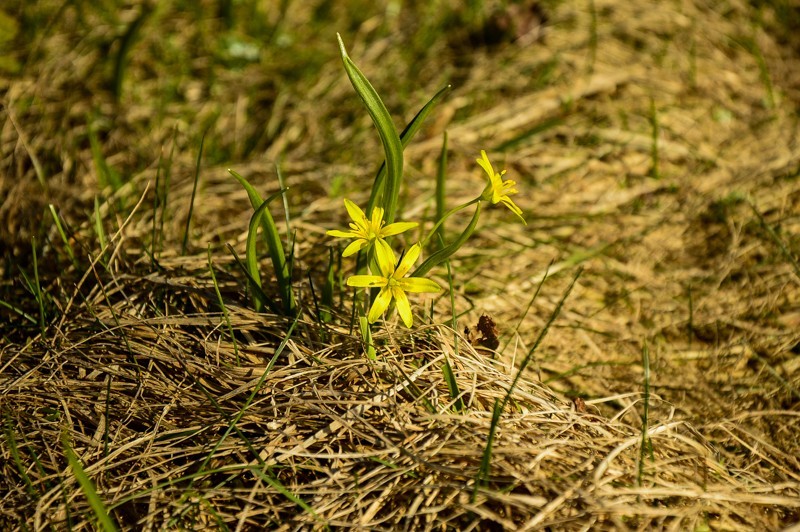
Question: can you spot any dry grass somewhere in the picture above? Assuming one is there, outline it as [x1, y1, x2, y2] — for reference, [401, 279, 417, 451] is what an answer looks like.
[2, 0, 799, 529]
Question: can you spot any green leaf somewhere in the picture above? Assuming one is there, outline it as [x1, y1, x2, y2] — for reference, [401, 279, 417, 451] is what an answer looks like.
[230, 169, 296, 315]
[366, 84, 452, 217]
[337, 33, 403, 224]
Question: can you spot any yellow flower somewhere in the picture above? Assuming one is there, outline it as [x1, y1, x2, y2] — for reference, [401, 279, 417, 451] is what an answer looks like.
[327, 199, 418, 257]
[477, 150, 526, 225]
[347, 240, 441, 327]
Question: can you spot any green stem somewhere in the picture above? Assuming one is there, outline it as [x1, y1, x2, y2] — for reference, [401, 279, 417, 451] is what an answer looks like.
[413, 202, 482, 277]
[422, 197, 480, 246]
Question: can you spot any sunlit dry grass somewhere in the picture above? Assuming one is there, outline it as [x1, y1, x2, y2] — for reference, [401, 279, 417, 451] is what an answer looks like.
[2, 0, 799, 529]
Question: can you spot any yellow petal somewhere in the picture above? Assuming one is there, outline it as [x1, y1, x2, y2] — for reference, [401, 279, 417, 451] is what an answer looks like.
[394, 243, 421, 279]
[374, 239, 396, 277]
[476, 150, 495, 179]
[380, 221, 418, 237]
[344, 199, 367, 227]
[367, 286, 393, 323]
[400, 277, 442, 293]
[327, 229, 357, 238]
[370, 206, 385, 230]
[342, 239, 367, 257]
[393, 287, 413, 327]
[346, 275, 387, 288]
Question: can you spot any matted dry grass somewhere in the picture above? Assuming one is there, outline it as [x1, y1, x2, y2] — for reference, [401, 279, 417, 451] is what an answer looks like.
[2, 0, 799, 529]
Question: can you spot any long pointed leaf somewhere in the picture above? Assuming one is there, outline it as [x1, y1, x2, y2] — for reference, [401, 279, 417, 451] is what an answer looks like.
[245, 188, 289, 313]
[230, 169, 295, 314]
[366, 84, 452, 216]
[337, 34, 403, 224]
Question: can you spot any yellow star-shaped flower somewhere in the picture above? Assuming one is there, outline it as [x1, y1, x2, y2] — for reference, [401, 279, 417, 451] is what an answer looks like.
[346, 240, 441, 327]
[327, 199, 418, 257]
[477, 150, 526, 225]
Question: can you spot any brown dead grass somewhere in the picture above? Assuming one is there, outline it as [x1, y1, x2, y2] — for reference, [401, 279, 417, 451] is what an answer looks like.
[2, 0, 799, 529]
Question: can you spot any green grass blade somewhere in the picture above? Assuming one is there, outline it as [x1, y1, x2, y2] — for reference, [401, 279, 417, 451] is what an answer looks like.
[230, 169, 296, 315]
[4, 419, 37, 498]
[0, 298, 37, 323]
[94, 196, 109, 267]
[112, 7, 149, 102]
[181, 129, 206, 256]
[48, 204, 78, 269]
[88, 121, 122, 192]
[358, 315, 377, 360]
[61, 432, 119, 532]
[434, 131, 448, 252]
[366, 84, 452, 217]
[321, 247, 335, 324]
[226, 244, 281, 315]
[31, 236, 46, 339]
[246, 193, 283, 313]
[337, 33, 403, 224]
[442, 256, 464, 412]
[473, 268, 582, 500]
[207, 245, 239, 364]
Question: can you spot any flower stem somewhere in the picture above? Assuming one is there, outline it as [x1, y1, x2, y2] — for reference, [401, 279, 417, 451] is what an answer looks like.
[422, 197, 480, 246]
[413, 201, 482, 277]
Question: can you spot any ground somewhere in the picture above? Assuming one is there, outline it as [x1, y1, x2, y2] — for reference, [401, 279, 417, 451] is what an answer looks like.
[1, 0, 799, 529]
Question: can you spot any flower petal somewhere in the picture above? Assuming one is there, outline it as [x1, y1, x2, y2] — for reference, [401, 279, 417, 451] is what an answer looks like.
[393, 287, 413, 327]
[344, 199, 368, 228]
[476, 150, 495, 179]
[342, 238, 368, 257]
[400, 277, 442, 293]
[370, 206, 385, 231]
[380, 221, 418, 237]
[374, 239, 396, 278]
[327, 229, 357, 239]
[367, 286, 393, 323]
[346, 275, 387, 288]
[394, 243, 422, 279]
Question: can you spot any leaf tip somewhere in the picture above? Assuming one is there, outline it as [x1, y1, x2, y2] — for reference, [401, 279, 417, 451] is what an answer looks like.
[336, 33, 347, 58]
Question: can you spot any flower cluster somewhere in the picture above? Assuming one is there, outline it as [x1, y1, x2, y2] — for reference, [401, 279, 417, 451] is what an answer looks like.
[328, 150, 524, 330]
[328, 202, 437, 328]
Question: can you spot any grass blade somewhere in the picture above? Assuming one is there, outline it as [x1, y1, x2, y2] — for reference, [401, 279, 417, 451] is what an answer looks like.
[61, 432, 119, 532]
[246, 189, 286, 313]
[31, 236, 46, 339]
[48, 204, 78, 269]
[4, 419, 37, 498]
[207, 245, 239, 365]
[434, 131, 448, 252]
[94, 196, 109, 267]
[181, 129, 206, 255]
[473, 267, 582, 500]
